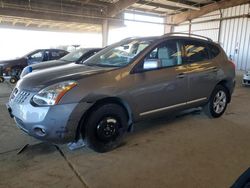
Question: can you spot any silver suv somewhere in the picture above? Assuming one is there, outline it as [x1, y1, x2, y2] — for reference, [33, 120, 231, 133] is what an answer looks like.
[7, 33, 236, 152]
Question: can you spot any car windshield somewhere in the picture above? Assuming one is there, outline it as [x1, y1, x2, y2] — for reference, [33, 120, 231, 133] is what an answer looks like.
[84, 39, 153, 67]
[61, 49, 88, 62]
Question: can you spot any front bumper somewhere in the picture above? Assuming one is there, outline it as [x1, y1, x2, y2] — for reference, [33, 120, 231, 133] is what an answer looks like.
[243, 73, 250, 86]
[7, 88, 92, 144]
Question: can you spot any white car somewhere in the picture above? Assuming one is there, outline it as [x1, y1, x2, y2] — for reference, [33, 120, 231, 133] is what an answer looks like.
[243, 70, 250, 86]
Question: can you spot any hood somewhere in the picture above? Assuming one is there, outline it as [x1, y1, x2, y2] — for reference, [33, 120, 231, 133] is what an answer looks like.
[0, 57, 26, 68]
[17, 63, 115, 91]
[29, 59, 71, 70]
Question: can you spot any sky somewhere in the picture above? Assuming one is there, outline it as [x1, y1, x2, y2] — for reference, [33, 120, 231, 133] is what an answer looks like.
[0, 13, 164, 60]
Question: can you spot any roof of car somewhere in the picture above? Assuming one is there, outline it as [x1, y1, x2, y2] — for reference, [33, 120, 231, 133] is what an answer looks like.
[121, 33, 213, 44]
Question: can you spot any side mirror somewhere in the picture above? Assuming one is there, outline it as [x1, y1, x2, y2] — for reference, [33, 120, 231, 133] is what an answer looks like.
[143, 59, 159, 70]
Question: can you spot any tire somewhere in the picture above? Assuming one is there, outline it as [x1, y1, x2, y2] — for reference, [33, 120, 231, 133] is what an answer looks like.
[84, 103, 128, 153]
[0, 76, 4, 83]
[203, 85, 229, 118]
[9, 76, 18, 84]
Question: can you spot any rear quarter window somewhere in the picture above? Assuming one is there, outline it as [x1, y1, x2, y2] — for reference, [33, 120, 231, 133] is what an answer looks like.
[208, 44, 220, 59]
[182, 40, 210, 63]
[50, 50, 67, 60]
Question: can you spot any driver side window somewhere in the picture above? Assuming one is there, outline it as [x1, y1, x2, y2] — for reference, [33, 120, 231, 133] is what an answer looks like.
[143, 40, 181, 70]
[27, 51, 44, 65]
[30, 51, 43, 61]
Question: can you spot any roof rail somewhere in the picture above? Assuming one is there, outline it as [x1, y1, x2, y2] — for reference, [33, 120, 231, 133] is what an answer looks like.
[163, 32, 213, 42]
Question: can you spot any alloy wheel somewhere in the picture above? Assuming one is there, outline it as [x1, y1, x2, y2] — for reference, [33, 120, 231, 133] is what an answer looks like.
[213, 90, 227, 114]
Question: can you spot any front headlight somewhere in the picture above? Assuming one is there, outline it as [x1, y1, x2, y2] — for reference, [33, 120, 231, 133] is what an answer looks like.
[32, 81, 77, 106]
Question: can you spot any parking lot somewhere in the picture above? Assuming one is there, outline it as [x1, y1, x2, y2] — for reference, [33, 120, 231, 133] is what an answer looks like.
[0, 74, 249, 188]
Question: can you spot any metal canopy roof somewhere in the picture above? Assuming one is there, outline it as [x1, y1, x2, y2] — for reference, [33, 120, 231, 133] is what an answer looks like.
[0, 0, 229, 32]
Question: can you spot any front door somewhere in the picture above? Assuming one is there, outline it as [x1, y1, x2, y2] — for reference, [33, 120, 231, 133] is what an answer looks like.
[130, 39, 189, 118]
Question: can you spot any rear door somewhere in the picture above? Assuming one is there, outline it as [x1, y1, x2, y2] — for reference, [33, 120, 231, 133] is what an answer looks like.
[181, 39, 219, 103]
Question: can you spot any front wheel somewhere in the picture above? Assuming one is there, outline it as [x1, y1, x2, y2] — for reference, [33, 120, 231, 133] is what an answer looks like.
[84, 104, 128, 153]
[203, 85, 229, 118]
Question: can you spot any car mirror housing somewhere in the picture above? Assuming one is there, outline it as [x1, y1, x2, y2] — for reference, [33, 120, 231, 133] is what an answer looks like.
[143, 59, 160, 70]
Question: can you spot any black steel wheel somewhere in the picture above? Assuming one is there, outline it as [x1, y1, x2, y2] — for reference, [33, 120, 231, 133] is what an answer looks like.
[84, 103, 128, 153]
[96, 117, 120, 142]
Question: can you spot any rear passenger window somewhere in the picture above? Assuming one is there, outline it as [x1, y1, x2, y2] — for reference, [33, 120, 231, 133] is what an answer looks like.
[50, 51, 61, 60]
[182, 41, 209, 63]
[208, 44, 220, 58]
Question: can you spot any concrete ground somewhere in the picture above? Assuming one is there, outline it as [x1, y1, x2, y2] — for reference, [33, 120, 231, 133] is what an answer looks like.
[0, 75, 250, 188]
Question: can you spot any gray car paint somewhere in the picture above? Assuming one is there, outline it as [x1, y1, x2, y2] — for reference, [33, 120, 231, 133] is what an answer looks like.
[7, 35, 235, 144]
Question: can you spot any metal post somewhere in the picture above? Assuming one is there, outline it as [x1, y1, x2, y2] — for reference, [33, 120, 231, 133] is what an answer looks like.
[102, 19, 109, 47]
[218, 8, 223, 43]
[164, 17, 173, 33]
[188, 20, 192, 35]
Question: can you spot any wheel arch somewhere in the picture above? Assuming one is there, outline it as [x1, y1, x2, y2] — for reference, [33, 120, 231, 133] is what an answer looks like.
[216, 79, 232, 103]
[75, 97, 134, 141]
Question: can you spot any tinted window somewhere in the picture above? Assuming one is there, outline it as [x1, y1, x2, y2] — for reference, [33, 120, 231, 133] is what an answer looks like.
[43, 51, 50, 61]
[208, 44, 220, 58]
[183, 40, 209, 63]
[143, 40, 182, 70]
[50, 50, 62, 60]
[30, 51, 43, 60]
[27, 51, 44, 65]
[81, 51, 98, 62]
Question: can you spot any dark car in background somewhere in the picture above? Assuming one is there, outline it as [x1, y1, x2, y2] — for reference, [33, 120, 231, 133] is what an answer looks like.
[0, 49, 68, 83]
[20, 48, 102, 78]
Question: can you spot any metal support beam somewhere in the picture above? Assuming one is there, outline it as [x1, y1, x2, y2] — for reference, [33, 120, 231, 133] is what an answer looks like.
[188, 20, 191, 35]
[164, 17, 173, 33]
[144, 0, 200, 11]
[107, 0, 140, 17]
[167, 0, 250, 24]
[102, 19, 109, 47]
[218, 9, 223, 43]
[0, 7, 103, 25]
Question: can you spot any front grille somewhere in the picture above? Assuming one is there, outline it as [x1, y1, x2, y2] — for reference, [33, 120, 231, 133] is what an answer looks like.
[10, 88, 30, 104]
[10, 88, 18, 101]
[14, 90, 30, 104]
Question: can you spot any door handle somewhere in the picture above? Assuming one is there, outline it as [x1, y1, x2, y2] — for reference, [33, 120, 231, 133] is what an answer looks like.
[176, 73, 186, 79]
